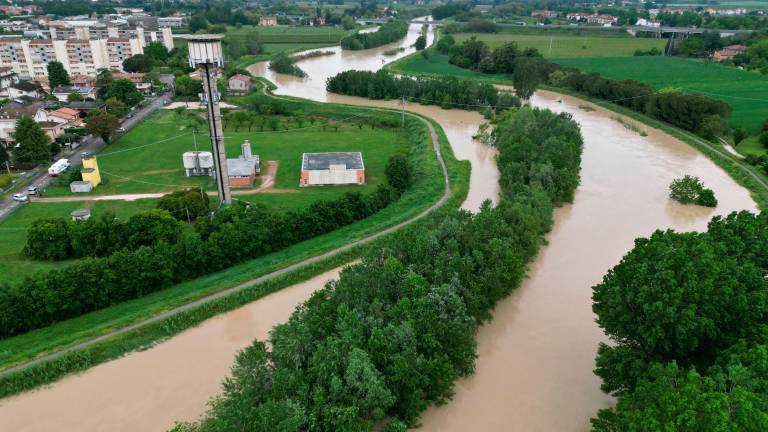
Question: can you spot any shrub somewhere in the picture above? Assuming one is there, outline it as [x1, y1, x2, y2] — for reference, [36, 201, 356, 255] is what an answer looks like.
[669, 175, 717, 207]
[157, 189, 211, 222]
[341, 20, 408, 50]
[385, 154, 413, 193]
[0, 174, 11, 189]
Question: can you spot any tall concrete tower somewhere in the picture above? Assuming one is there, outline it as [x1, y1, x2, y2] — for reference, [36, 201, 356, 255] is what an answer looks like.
[186, 34, 231, 205]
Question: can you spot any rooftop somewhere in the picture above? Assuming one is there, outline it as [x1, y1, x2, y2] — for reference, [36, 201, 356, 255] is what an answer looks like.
[227, 156, 260, 177]
[12, 81, 40, 92]
[302, 152, 364, 171]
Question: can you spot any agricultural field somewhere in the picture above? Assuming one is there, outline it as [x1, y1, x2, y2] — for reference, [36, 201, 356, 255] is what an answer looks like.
[0, 200, 157, 285]
[453, 33, 668, 58]
[225, 25, 352, 45]
[555, 56, 768, 133]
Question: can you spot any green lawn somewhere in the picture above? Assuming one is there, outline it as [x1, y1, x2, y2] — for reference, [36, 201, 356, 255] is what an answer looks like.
[737, 135, 764, 157]
[226, 25, 352, 44]
[554, 56, 768, 134]
[0, 200, 158, 285]
[45, 110, 407, 209]
[453, 33, 667, 58]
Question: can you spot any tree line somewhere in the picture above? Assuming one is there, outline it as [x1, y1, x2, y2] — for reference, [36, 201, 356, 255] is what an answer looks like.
[171, 106, 583, 432]
[442, 36, 733, 139]
[591, 211, 768, 430]
[0, 157, 413, 339]
[326, 70, 520, 112]
[341, 20, 409, 50]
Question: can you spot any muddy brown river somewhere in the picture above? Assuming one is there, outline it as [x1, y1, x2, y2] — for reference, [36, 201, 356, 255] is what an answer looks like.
[0, 21, 758, 432]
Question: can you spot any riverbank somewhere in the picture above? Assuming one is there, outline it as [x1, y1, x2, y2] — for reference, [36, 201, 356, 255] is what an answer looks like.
[0, 95, 468, 398]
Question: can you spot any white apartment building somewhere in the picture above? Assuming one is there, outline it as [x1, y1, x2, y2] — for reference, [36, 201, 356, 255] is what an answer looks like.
[0, 21, 173, 79]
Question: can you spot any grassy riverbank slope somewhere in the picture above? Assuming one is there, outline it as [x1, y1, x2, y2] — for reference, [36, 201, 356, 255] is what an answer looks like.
[0, 99, 469, 398]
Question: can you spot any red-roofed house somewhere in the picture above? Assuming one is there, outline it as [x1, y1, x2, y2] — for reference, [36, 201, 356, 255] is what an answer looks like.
[713, 45, 747, 62]
[227, 74, 252, 96]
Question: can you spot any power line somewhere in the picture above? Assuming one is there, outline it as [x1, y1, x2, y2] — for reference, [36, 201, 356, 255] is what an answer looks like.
[98, 132, 193, 158]
[99, 169, 196, 189]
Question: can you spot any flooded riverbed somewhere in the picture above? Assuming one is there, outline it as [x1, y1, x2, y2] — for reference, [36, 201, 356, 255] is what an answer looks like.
[0, 268, 342, 432]
[0, 19, 759, 432]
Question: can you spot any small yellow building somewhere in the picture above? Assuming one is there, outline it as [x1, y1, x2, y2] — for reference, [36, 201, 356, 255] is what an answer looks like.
[81, 153, 101, 187]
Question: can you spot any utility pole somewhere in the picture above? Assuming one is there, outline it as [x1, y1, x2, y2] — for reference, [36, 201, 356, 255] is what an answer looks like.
[187, 35, 231, 206]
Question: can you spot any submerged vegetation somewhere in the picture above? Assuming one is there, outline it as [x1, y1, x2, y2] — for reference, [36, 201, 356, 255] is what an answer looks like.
[341, 20, 409, 50]
[669, 175, 718, 207]
[173, 106, 583, 431]
[269, 53, 307, 77]
[327, 70, 520, 112]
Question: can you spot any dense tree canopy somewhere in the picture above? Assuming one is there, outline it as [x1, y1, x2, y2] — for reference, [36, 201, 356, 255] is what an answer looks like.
[327, 70, 518, 112]
[85, 110, 119, 143]
[12, 116, 50, 163]
[123, 54, 154, 73]
[592, 211, 768, 428]
[106, 78, 144, 107]
[341, 20, 408, 50]
[46, 61, 70, 89]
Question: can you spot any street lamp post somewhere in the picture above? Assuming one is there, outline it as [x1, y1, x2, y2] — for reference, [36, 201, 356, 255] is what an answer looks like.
[186, 34, 231, 206]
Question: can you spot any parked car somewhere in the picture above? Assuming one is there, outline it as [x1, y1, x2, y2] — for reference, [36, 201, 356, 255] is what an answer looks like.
[118, 127, 126, 132]
[12, 193, 28, 202]
[27, 186, 38, 195]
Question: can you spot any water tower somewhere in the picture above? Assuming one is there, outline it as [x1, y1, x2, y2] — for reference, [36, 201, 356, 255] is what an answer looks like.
[186, 34, 231, 205]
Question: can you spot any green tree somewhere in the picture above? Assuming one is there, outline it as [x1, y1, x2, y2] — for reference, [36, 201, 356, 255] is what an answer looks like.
[12, 116, 50, 163]
[760, 131, 768, 149]
[143, 41, 169, 63]
[67, 92, 84, 102]
[105, 97, 127, 117]
[158, 189, 210, 222]
[733, 127, 748, 144]
[512, 58, 540, 100]
[95, 68, 113, 100]
[0, 142, 8, 166]
[414, 35, 426, 51]
[189, 15, 209, 33]
[107, 78, 144, 107]
[341, 15, 355, 30]
[23, 218, 72, 260]
[47, 61, 70, 89]
[384, 154, 412, 192]
[85, 110, 119, 143]
[175, 75, 203, 99]
[122, 54, 153, 73]
[669, 175, 717, 207]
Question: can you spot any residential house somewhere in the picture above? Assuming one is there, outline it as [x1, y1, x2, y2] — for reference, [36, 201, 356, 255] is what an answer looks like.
[531, 10, 559, 19]
[8, 81, 42, 99]
[227, 74, 252, 96]
[52, 85, 96, 102]
[0, 103, 49, 142]
[38, 120, 65, 141]
[112, 72, 151, 94]
[713, 44, 747, 62]
[259, 16, 278, 26]
[67, 101, 106, 116]
[48, 107, 82, 127]
[636, 18, 661, 28]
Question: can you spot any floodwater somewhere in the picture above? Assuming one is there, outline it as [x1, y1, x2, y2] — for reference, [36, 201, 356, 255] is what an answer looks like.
[0, 19, 759, 432]
[0, 268, 342, 431]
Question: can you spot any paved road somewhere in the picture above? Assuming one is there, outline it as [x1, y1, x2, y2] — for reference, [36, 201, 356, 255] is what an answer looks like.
[0, 93, 172, 222]
[0, 107, 451, 378]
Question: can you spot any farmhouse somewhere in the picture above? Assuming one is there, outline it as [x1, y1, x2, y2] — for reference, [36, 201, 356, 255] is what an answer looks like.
[227, 74, 252, 96]
[300, 152, 365, 187]
[713, 45, 747, 62]
[227, 140, 260, 187]
[259, 16, 278, 26]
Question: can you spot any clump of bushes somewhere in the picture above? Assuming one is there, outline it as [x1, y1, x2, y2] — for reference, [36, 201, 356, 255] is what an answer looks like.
[0, 174, 11, 189]
[268, 53, 306, 78]
[340, 20, 408, 50]
[1, 155, 414, 339]
[669, 175, 718, 207]
[157, 188, 210, 222]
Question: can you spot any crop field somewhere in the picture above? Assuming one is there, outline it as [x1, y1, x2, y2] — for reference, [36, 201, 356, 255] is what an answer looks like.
[453, 33, 667, 58]
[226, 25, 352, 45]
[555, 56, 768, 133]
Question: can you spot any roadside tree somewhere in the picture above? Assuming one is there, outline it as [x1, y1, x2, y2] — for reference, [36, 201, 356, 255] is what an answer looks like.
[12, 116, 50, 163]
[107, 78, 144, 107]
[86, 110, 119, 143]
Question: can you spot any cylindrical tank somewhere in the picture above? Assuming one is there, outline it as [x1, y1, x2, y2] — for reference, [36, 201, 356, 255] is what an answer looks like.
[198, 151, 214, 168]
[182, 152, 197, 169]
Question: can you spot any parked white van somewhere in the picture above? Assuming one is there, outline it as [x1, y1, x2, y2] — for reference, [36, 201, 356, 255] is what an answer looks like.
[48, 159, 70, 176]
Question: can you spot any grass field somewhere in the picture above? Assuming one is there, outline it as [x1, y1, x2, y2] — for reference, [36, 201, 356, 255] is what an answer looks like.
[453, 33, 667, 58]
[554, 56, 768, 133]
[0, 200, 157, 285]
[225, 25, 352, 45]
[45, 110, 407, 207]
